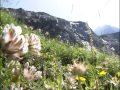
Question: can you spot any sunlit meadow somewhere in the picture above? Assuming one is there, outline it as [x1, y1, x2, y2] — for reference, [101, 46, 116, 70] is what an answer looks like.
[0, 10, 120, 90]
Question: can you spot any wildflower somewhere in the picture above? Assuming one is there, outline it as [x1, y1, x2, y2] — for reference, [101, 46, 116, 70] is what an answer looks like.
[0, 24, 41, 58]
[21, 38, 29, 54]
[10, 83, 23, 90]
[7, 60, 21, 67]
[110, 76, 119, 86]
[2, 24, 22, 44]
[76, 76, 86, 82]
[0, 24, 29, 60]
[67, 75, 76, 85]
[99, 71, 107, 77]
[7, 60, 21, 82]
[12, 66, 20, 76]
[28, 33, 41, 56]
[68, 60, 87, 75]
[11, 67, 21, 82]
[67, 75, 77, 89]
[65, 73, 77, 89]
[117, 72, 120, 77]
[23, 62, 42, 81]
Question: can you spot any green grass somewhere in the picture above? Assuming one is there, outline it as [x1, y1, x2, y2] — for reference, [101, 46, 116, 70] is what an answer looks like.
[0, 10, 120, 90]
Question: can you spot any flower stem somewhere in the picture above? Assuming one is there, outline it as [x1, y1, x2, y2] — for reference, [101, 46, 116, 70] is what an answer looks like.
[78, 81, 83, 90]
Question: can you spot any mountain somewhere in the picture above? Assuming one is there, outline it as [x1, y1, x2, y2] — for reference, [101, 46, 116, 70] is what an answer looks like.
[100, 32, 120, 40]
[1, 7, 119, 55]
[100, 32, 120, 55]
[0, 7, 104, 48]
[94, 25, 119, 36]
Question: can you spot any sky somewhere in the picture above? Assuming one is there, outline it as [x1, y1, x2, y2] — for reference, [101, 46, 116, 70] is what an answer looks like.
[1, 0, 119, 30]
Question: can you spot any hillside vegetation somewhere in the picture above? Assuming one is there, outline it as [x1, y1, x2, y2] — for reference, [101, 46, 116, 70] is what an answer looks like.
[0, 10, 120, 90]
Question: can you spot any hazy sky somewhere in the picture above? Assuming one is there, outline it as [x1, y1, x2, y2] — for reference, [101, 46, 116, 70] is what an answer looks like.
[2, 0, 119, 30]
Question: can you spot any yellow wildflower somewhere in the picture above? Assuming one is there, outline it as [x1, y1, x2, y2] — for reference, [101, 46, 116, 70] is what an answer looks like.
[99, 71, 107, 77]
[117, 72, 120, 77]
[76, 76, 86, 81]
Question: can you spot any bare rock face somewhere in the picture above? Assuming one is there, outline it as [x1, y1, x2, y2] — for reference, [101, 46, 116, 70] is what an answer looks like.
[100, 32, 120, 55]
[1, 7, 119, 55]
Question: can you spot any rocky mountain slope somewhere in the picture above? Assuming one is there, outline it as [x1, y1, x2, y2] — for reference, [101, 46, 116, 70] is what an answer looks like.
[100, 32, 120, 55]
[1, 7, 119, 55]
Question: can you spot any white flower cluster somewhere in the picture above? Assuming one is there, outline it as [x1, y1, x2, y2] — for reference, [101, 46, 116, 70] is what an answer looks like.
[23, 62, 42, 81]
[28, 33, 41, 56]
[10, 83, 23, 90]
[0, 24, 41, 60]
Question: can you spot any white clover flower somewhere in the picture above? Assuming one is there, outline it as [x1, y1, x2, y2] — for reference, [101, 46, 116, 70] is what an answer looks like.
[10, 83, 23, 90]
[65, 73, 77, 89]
[11, 23, 22, 37]
[0, 24, 29, 60]
[0, 24, 42, 59]
[2, 24, 13, 43]
[7, 60, 21, 67]
[23, 62, 42, 81]
[34, 71, 42, 79]
[24, 62, 29, 68]
[2, 24, 22, 44]
[21, 35, 29, 54]
[110, 76, 119, 86]
[67, 76, 76, 85]
[30, 65, 37, 73]
[28, 33, 41, 56]
[5, 35, 25, 52]
[12, 66, 20, 78]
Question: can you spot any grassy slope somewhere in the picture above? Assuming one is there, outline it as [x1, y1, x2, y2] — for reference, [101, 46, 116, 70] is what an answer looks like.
[0, 10, 120, 90]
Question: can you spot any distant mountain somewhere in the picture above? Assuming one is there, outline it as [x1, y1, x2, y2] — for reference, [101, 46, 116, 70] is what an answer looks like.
[94, 25, 119, 36]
